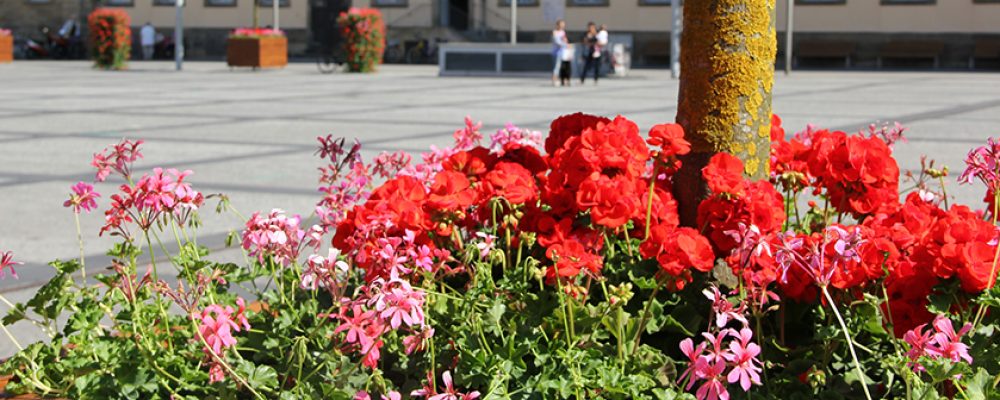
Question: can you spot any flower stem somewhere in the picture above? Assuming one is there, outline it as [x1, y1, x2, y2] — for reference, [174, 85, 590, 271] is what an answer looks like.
[632, 279, 662, 355]
[644, 169, 657, 240]
[74, 212, 86, 281]
[821, 285, 872, 400]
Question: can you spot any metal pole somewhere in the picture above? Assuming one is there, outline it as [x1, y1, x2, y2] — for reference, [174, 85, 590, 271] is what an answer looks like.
[784, 0, 793, 75]
[175, 0, 184, 71]
[670, 0, 681, 78]
[510, 0, 517, 44]
[273, 0, 279, 31]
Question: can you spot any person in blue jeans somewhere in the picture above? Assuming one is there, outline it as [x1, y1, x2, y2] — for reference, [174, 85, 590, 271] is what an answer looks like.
[551, 20, 568, 87]
[580, 22, 601, 85]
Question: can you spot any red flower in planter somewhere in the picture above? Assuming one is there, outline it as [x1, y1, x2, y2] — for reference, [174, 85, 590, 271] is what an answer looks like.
[640, 226, 714, 291]
[703, 153, 746, 196]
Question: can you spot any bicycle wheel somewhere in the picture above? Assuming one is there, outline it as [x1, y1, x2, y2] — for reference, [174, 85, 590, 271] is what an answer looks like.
[317, 55, 338, 74]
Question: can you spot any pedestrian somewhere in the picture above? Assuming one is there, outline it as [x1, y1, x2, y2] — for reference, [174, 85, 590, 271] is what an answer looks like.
[597, 24, 609, 57]
[580, 22, 601, 85]
[551, 20, 568, 87]
[140, 22, 155, 61]
[560, 43, 575, 86]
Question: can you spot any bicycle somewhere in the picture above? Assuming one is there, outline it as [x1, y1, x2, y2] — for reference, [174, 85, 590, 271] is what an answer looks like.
[316, 44, 345, 74]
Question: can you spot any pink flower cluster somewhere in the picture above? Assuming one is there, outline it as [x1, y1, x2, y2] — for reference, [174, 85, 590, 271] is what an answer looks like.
[91, 138, 144, 182]
[193, 298, 250, 383]
[64, 181, 101, 214]
[0, 251, 21, 279]
[680, 287, 763, 400]
[0, 29, 11, 36]
[489, 123, 542, 156]
[101, 168, 203, 237]
[453, 116, 483, 151]
[241, 209, 309, 266]
[411, 371, 481, 400]
[331, 273, 430, 368]
[903, 314, 973, 372]
[302, 248, 350, 291]
[775, 225, 866, 288]
[229, 27, 285, 38]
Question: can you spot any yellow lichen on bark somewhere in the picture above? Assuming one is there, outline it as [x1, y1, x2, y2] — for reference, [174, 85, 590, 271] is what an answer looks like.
[676, 0, 776, 180]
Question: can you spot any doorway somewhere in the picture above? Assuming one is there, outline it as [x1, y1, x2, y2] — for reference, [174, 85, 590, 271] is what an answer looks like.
[310, 0, 351, 53]
[448, 0, 469, 31]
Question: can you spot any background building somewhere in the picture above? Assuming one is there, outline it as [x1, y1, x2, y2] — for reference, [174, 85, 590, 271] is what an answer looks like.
[2, 0, 999, 68]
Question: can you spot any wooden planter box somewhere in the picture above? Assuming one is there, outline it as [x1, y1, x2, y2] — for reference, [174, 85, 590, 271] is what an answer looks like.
[227, 36, 287, 69]
[0, 35, 13, 63]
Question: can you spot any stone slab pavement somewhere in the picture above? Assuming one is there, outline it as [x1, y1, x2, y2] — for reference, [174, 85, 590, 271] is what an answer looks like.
[1, 60, 999, 357]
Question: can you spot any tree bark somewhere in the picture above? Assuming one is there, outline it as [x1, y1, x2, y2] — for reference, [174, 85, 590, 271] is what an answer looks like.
[674, 0, 777, 227]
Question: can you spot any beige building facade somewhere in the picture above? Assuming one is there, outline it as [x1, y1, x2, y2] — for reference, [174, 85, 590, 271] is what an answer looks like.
[2, 0, 999, 66]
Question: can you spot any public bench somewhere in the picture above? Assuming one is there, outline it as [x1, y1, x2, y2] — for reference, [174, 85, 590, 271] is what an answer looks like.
[971, 38, 1000, 69]
[795, 40, 856, 68]
[877, 40, 944, 69]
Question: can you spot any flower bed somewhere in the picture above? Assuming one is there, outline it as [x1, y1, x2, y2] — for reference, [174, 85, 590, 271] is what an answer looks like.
[227, 28, 287, 69]
[87, 9, 130, 70]
[0, 29, 12, 64]
[338, 8, 385, 73]
[0, 115, 998, 399]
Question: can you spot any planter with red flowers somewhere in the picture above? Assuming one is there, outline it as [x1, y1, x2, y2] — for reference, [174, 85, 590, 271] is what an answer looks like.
[0, 29, 12, 63]
[337, 8, 385, 73]
[226, 28, 287, 69]
[0, 115, 999, 399]
[87, 9, 131, 70]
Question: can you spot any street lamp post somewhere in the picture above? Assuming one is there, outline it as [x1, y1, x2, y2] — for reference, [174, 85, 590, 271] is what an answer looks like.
[784, 0, 793, 75]
[273, 0, 280, 31]
[175, 0, 184, 71]
[510, 0, 517, 44]
[670, 0, 681, 79]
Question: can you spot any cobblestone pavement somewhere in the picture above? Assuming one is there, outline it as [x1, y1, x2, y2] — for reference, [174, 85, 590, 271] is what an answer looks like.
[1, 60, 999, 356]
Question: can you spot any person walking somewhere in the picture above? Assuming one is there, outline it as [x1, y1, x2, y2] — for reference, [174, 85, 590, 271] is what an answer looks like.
[579, 22, 601, 85]
[140, 22, 155, 60]
[551, 20, 568, 87]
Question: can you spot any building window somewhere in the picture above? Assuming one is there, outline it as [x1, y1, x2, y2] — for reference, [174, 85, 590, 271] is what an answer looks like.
[567, 0, 608, 6]
[105, 0, 134, 5]
[153, 0, 176, 5]
[796, 0, 846, 4]
[372, 0, 408, 6]
[498, 0, 539, 7]
[205, 0, 237, 6]
[880, 0, 935, 4]
[258, 0, 290, 6]
[25, 0, 52, 4]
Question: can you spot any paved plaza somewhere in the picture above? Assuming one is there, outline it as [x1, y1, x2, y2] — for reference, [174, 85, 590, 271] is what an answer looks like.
[1, 60, 1000, 356]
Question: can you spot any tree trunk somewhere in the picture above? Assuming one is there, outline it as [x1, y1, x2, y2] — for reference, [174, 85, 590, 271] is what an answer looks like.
[674, 0, 777, 227]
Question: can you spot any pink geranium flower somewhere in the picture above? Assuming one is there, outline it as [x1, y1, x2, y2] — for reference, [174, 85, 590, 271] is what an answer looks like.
[193, 299, 250, 383]
[91, 138, 143, 182]
[0, 251, 21, 279]
[725, 328, 762, 391]
[411, 371, 481, 400]
[64, 181, 101, 214]
[903, 314, 974, 372]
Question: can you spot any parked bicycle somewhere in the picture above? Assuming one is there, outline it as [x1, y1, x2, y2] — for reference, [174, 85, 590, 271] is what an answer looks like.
[316, 43, 345, 74]
[405, 37, 446, 64]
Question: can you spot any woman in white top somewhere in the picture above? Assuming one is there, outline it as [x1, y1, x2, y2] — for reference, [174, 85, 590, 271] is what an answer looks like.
[551, 20, 568, 86]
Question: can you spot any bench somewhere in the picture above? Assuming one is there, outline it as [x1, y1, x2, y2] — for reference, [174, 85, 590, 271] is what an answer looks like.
[971, 38, 1000, 69]
[877, 40, 944, 69]
[794, 40, 856, 68]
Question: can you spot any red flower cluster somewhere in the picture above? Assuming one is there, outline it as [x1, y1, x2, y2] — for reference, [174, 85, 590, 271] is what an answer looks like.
[333, 113, 716, 290]
[772, 126, 900, 216]
[699, 154, 785, 256]
[87, 8, 131, 69]
[861, 193, 999, 335]
[338, 8, 386, 72]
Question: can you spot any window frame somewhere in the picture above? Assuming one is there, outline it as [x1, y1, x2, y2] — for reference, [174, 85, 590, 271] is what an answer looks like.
[497, 0, 540, 8]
